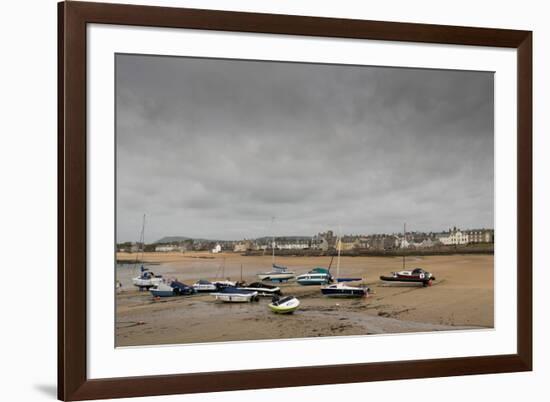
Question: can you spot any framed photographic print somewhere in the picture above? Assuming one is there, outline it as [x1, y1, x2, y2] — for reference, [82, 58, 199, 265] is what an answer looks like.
[58, 1, 532, 400]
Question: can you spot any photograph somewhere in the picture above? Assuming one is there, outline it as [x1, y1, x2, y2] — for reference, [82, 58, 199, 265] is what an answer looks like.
[114, 53, 495, 347]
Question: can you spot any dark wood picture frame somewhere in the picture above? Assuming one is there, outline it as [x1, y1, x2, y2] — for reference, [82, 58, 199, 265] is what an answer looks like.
[58, 1, 532, 400]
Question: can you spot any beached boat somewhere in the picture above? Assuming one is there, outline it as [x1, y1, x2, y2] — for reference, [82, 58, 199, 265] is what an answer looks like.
[380, 224, 435, 287]
[172, 281, 196, 295]
[212, 258, 236, 290]
[321, 282, 369, 297]
[132, 267, 163, 290]
[150, 280, 196, 297]
[321, 235, 367, 297]
[192, 279, 218, 292]
[257, 218, 296, 282]
[236, 282, 281, 297]
[130, 216, 163, 290]
[380, 268, 435, 286]
[212, 280, 236, 290]
[150, 282, 174, 297]
[296, 267, 333, 286]
[268, 295, 300, 314]
[257, 264, 296, 282]
[210, 287, 259, 303]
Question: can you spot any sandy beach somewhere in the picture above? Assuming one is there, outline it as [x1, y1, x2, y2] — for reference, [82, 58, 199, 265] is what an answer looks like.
[116, 252, 493, 347]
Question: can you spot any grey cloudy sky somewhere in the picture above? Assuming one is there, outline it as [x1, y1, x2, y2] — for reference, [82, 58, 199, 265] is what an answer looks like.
[116, 54, 493, 243]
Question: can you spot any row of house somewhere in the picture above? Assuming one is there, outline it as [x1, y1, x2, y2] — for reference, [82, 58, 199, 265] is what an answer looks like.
[436, 228, 494, 245]
[117, 227, 494, 253]
[231, 227, 494, 252]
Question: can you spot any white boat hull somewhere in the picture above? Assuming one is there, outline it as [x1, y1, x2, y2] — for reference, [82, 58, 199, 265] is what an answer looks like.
[237, 286, 281, 296]
[132, 277, 163, 288]
[193, 283, 218, 292]
[257, 272, 295, 281]
[268, 297, 300, 314]
[211, 291, 258, 303]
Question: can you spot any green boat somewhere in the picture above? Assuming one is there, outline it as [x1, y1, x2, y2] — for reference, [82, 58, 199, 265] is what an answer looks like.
[296, 267, 333, 285]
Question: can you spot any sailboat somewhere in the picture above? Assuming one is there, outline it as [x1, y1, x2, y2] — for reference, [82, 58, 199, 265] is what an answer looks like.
[131, 214, 163, 290]
[257, 218, 296, 282]
[296, 253, 334, 286]
[257, 264, 296, 282]
[321, 235, 369, 297]
[212, 257, 236, 289]
[379, 223, 436, 287]
[133, 266, 164, 290]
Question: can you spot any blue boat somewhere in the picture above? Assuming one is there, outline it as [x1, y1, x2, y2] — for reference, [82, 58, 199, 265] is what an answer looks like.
[171, 281, 196, 295]
[150, 281, 195, 297]
[320, 234, 368, 297]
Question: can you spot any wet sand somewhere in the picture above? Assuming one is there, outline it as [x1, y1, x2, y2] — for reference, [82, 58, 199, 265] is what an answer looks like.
[116, 252, 493, 347]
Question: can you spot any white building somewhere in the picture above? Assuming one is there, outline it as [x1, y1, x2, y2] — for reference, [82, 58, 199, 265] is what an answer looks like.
[211, 244, 222, 253]
[439, 230, 469, 245]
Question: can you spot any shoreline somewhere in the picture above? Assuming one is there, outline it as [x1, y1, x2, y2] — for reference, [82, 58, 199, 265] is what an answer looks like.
[116, 253, 494, 346]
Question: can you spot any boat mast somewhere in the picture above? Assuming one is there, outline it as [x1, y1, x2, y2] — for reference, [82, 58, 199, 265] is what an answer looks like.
[402, 222, 406, 270]
[336, 227, 342, 280]
[271, 216, 275, 265]
[134, 213, 146, 271]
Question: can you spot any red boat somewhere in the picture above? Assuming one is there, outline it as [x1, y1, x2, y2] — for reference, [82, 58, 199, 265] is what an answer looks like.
[380, 268, 435, 287]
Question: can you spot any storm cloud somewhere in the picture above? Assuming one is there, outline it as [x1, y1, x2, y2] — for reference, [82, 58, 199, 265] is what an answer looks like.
[116, 54, 493, 242]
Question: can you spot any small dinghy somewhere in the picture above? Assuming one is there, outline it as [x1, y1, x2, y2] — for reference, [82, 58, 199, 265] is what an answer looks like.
[132, 267, 163, 290]
[268, 295, 300, 314]
[380, 268, 435, 287]
[236, 282, 281, 297]
[210, 287, 259, 303]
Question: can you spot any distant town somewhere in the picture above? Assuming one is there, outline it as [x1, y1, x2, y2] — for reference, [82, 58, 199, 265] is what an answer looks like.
[117, 227, 494, 255]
